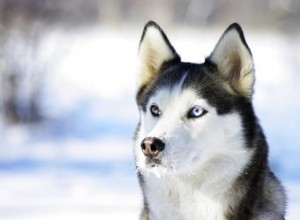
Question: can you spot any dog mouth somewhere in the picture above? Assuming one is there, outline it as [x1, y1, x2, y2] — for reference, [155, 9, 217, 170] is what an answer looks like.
[145, 157, 162, 167]
[143, 158, 171, 177]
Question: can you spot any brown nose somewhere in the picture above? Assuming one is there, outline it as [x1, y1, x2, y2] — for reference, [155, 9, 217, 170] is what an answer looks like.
[141, 137, 165, 157]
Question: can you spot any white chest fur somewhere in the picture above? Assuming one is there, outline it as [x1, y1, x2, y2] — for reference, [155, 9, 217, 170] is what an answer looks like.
[143, 174, 231, 220]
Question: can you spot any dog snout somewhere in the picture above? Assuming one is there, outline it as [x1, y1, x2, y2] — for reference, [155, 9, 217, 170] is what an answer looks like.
[141, 137, 165, 157]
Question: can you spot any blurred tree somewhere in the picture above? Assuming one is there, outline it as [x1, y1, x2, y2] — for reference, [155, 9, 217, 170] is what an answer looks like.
[0, 0, 46, 124]
[0, 0, 99, 124]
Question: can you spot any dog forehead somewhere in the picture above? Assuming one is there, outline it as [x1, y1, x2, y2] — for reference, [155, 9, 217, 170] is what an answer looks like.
[148, 86, 206, 110]
[146, 79, 211, 111]
[138, 62, 235, 114]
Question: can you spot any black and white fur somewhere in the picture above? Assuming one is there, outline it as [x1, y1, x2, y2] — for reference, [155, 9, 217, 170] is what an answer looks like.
[134, 21, 286, 220]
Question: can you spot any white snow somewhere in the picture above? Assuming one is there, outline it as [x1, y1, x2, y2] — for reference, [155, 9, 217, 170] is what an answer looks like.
[0, 26, 299, 219]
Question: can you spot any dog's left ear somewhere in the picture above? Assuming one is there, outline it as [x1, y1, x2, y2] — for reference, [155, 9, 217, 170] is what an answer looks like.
[208, 23, 254, 99]
[137, 21, 180, 90]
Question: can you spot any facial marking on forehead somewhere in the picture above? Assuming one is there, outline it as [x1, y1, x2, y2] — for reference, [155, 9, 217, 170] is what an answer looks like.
[150, 88, 206, 114]
[177, 71, 188, 91]
[150, 72, 188, 103]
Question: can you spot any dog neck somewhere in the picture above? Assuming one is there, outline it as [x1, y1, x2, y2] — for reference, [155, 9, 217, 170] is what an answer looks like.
[141, 165, 243, 220]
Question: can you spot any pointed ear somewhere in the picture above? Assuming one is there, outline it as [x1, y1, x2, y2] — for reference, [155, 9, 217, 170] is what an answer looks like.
[137, 21, 180, 90]
[208, 23, 255, 99]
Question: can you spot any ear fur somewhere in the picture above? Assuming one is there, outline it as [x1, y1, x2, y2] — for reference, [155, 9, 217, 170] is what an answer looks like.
[208, 23, 255, 99]
[137, 21, 180, 90]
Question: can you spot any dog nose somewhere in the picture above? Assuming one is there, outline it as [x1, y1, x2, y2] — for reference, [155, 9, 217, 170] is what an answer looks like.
[141, 137, 165, 157]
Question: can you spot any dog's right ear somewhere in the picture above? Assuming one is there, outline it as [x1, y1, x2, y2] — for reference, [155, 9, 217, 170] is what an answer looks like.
[137, 21, 180, 90]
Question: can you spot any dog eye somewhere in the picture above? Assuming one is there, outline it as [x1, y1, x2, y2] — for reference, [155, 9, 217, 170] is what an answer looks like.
[150, 104, 161, 117]
[187, 106, 207, 119]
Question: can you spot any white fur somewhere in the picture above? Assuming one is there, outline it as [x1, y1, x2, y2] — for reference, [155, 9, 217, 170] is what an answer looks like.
[135, 84, 253, 219]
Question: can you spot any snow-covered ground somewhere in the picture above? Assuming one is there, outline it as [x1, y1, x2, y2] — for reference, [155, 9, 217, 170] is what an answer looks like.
[0, 26, 299, 219]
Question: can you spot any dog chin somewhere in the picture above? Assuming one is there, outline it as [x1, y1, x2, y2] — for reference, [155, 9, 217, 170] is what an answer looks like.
[144, 166, 168, 178]
[140, 159, 172, 177]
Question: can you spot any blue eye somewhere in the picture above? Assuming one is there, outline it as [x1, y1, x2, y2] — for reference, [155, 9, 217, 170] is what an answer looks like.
[187, 106, 207, 119]
[150, 104, 161, 117]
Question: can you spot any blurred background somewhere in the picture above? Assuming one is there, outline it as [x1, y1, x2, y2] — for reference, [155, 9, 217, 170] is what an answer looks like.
[0, 0, 299, 219]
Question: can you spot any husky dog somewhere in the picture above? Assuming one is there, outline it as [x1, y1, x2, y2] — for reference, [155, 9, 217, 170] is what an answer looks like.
[134, 21, 286, 220]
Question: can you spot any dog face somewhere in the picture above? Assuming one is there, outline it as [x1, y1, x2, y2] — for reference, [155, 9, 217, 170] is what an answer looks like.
[135, 21, 255, 177]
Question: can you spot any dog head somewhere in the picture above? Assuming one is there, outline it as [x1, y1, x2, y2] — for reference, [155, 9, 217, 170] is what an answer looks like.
[135, 21, 255, 177]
